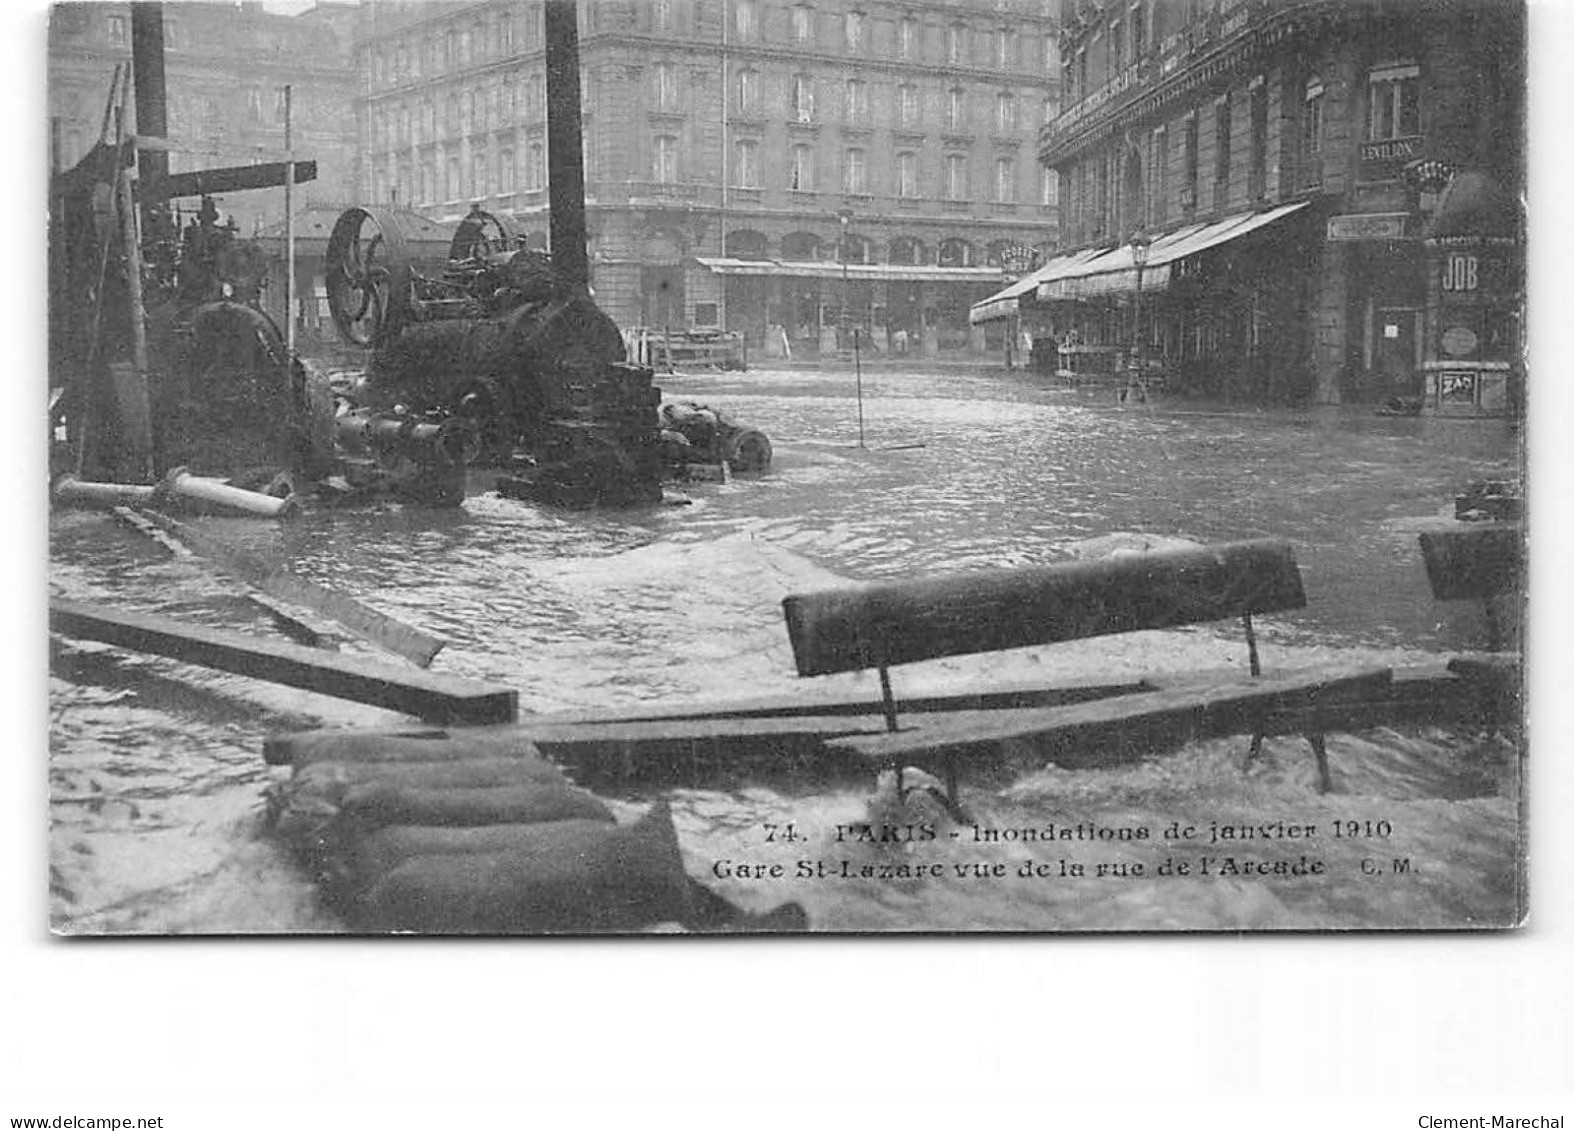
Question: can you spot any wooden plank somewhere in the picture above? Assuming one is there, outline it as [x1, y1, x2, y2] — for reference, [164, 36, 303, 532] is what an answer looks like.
[111, 507, 340, 649]
[827, 666, 1392, 768]
[1418, 523, 1522, 601]
[1240, 661, 1498, 732]
[532, 675, 1154, 726]
[782, 539, 1305, 677]
[136, 510, 446, 667]
[147, 159, 318, 199]
[49, 599, 516, 725]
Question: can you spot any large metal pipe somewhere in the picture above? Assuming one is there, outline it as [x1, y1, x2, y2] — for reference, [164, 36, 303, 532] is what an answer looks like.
[544, 0, 590, 292]
[159, 467, 300, 519]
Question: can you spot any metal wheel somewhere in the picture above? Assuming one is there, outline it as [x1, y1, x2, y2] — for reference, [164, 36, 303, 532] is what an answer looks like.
[448, 209, 519, 262]
[325, 207, 411, 348]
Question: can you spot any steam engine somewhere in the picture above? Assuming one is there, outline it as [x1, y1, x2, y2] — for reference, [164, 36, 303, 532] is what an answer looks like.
[326, 206, 665, 507]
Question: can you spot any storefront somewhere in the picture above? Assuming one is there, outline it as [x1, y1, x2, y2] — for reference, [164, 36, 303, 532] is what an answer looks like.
[695, 258, 1003, 358]
[1417, 172, 1523, 417]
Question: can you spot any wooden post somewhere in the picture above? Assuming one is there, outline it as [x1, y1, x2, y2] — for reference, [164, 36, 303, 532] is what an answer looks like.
[1306, 732, 1332, 793]
[877, 664, 899, 732]
[117, 160, 154, 481]
[543, 0, 590, 293]
[284, 84, 295, 357]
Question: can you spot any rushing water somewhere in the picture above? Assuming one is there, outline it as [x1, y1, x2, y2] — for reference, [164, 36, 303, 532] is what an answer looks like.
[47, 365, 1524, 933]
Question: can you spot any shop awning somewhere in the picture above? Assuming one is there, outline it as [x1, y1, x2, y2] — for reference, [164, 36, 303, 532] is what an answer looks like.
[694, 257, 1005, 284]
[1036, 201, 1310, 301]
[968, 248, 1110, 324]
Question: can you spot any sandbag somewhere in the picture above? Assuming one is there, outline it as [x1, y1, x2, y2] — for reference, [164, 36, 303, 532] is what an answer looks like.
[266, 728, 543, 767]
[339, 781, 614, 828]
[293, 757, 568, 797]
[358, 799, 692, 933]
[348, 820, 619, 891]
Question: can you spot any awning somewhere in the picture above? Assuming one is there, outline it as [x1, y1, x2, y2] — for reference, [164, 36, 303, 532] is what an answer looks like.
[694, 257, 1005, 284]
[968, 248, 1109, 324]
[1037, 201, 1310, 301]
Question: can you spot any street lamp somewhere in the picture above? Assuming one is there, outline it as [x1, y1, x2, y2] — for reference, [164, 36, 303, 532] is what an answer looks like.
[1128, 227, 1152, 403]
[838, 209, 865, 448]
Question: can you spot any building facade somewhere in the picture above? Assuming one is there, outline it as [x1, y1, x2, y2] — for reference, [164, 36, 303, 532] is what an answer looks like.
[978, 0, 1523, 408]
[354, 0, 1063, 356]
[47, 2, 361, 237]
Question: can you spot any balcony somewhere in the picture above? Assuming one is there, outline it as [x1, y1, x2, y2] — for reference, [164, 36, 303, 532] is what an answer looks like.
[1043, 0, 1341, 163]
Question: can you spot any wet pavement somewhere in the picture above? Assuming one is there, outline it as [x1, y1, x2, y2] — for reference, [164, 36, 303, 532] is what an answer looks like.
[47, 365, 1524, 933]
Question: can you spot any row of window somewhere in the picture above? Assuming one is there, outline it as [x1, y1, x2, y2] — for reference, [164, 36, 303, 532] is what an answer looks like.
[368, 6, 541, 90]
[372, 141, 551, 207]
[369, 70, 1053, 155]
[723, 232, 1043, 268]
[717, 3, 1055, 73]
[724, 71, 1051, 133]
[1060, 63, 1422, 245]
[690, 138, 1055, 206]
[364, 3, 1057, 94]
[370, 75, 562, 151]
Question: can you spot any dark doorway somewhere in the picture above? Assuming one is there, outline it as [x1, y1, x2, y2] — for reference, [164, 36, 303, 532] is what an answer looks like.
[641, 266, 685, 328]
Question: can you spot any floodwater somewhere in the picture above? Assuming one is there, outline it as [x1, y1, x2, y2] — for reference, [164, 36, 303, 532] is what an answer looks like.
[47, 365, 1525, 933]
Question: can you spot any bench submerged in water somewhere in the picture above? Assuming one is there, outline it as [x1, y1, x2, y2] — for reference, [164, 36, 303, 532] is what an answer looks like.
[781, 539, 1390, 796]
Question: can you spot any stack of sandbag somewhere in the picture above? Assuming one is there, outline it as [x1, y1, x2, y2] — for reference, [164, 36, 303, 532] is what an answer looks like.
[264, 729, 806, 934]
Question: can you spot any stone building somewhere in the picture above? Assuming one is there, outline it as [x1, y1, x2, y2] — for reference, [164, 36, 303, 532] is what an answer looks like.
[974, 0, 1523, 409]
[47, 2, 361, 237]
[354, 0, 1062, 357]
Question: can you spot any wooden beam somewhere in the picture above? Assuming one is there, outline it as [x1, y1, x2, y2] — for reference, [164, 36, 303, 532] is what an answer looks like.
[782, 539, 1305, 677]
[533, 674, 1154, 726]
[827, 665, 1392, 770]
[50, 599, 515, 725]
[147, 159, 318, 200]
[136, 510, 445, 667]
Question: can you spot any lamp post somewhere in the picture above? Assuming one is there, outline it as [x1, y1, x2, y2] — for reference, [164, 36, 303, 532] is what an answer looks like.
[839, 209, 865, 448]
[1128, 227, 1152, 403]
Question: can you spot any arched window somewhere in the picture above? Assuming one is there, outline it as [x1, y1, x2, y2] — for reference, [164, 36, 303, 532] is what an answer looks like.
[781, 232, 821, 261]
[725, 230, 770, 259]
[838, 233, 872, 263]
[938, 238, 973, 267]
[888, 236, 924, 265]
